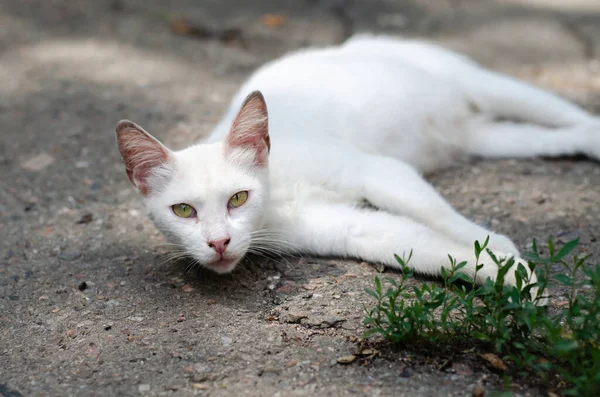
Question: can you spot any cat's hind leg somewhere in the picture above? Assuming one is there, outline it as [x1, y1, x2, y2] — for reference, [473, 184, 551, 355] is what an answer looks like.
[284, 202, 537, 291]
[462, 68, 596, 128]
[466, 120, 600, 161]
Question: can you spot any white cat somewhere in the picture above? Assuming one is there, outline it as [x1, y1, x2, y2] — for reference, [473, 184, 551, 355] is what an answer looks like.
[116, 34, 599, 294]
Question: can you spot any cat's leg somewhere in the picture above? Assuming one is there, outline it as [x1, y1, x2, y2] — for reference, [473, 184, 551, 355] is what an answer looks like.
[352, 155, 520, 255]
[283, 203, 536, 290]
[462, 69, 596, 128]
[466, 120, 600, 161]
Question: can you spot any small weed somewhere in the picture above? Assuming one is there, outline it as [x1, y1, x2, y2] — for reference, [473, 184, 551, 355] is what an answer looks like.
[363, 238, 600, 396]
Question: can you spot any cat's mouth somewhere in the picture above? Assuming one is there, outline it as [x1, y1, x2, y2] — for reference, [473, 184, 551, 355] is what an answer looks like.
[205, 256, 240, 274]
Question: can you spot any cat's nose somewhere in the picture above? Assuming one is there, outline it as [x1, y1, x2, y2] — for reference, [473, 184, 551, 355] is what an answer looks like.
[207, 238, 231, 254]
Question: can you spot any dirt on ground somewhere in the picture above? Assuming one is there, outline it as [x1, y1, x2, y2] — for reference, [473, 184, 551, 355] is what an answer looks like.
[1, 1, 599, 396]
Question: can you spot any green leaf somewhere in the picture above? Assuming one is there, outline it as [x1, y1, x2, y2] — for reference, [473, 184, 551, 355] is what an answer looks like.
[385, 277, 398, 287]
[547, 236, 555, 257]
[553, 339, 579, 354]
[394, 253, 405, 267]
[440, 267, 448, 281]
[375, 277, 382, 295]
[474, 240, 482, 257]
[449, 272, 473, 284]
[365, 288, 379, 300]
[447, 254, 456, 266]
[552, 238, 579, 262]
[413, 286, 423, 301]
[454, 261, 468, 272]
[552, 274, 573, 286]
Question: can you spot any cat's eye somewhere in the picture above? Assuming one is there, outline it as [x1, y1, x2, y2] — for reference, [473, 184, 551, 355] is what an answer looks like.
[228, 191, 248, 209]
[171, 203, 196, 218]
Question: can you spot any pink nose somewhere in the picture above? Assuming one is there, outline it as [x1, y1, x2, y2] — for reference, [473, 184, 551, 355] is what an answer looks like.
[207, 238, 230, 254]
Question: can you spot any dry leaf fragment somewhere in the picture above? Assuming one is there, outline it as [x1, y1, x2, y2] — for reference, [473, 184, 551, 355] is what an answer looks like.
[169, 17, 210, 37]
[262, 14, 287, 29]
[359, 349, 379, 357]
[168, 17, 243, 44]
[480, 353, 507, 371]
[336, 355, 357, 364]
[472, 383, 485, 397]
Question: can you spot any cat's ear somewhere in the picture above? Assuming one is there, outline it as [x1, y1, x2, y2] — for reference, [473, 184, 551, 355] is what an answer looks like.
[116, 120, 174, 196]
[225, 91, 270, 167]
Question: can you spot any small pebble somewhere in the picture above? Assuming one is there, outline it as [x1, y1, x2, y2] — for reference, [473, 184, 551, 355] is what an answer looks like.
[399, 367, 413, 378]
[21, 152, 55, 171]
[76, 213, 93, 224]
[59, 251, 81, 261]
[138, 384, 150, 393]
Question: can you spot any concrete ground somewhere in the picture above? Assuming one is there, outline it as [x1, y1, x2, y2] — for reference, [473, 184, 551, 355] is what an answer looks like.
[1, 0, 599, 396]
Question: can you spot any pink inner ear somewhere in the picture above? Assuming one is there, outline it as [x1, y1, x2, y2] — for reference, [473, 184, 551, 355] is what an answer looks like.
[117, 125, 170, 195]
[225, 91, 270, 166]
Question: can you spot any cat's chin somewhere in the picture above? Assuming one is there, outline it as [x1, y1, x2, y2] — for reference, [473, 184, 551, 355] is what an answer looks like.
[203, 256, 242, 274]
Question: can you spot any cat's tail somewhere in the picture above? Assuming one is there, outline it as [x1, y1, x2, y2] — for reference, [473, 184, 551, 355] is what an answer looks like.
[461, 68, 596, 128]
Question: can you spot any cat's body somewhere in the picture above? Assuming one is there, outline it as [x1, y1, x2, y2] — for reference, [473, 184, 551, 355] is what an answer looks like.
[117, 35, 600, 293]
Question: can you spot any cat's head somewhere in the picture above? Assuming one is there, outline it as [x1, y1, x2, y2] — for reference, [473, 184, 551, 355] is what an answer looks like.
[116, 91, 270, 273]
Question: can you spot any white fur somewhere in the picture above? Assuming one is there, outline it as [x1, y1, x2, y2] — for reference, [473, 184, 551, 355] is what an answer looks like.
[125, 35, 600, 295]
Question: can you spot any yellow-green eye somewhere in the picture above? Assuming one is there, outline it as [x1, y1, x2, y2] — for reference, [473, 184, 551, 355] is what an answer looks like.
[228, 191, 248, 209]
[171, 203, 196, 218]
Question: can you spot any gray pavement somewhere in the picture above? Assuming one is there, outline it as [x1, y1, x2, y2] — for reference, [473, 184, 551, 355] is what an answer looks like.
[1, 1, 600, 396]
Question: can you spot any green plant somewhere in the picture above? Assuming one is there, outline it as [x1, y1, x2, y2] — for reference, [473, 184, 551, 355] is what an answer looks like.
[363, 238, 600, 396]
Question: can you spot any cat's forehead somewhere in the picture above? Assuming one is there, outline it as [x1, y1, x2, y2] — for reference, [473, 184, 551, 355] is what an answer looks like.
[170, 143, 258, 196]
